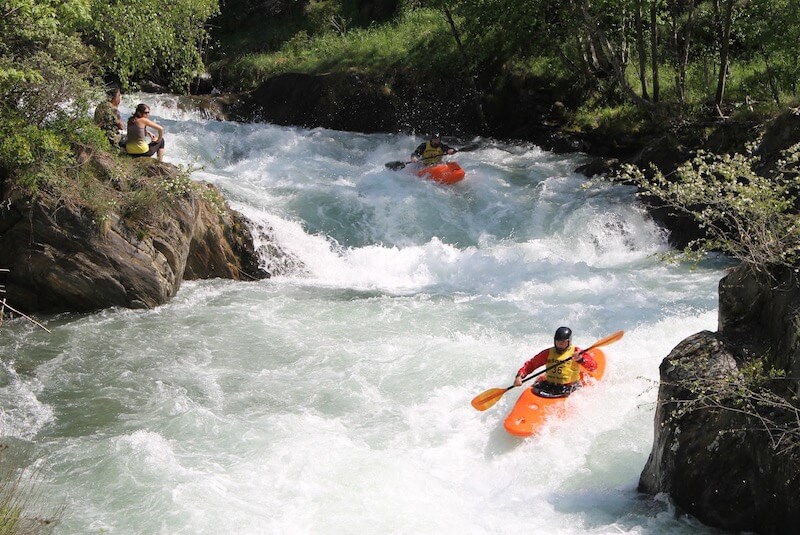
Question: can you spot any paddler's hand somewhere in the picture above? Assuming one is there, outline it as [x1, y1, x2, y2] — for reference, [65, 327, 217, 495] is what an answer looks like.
[514, 374, 523, 387]
[446, 149, 455, 155]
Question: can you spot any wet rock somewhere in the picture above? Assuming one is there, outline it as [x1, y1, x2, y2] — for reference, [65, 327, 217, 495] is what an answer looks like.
[0, 150, 295, 313]
[575, 157, 619, 177]
[640, 267, 800, 533]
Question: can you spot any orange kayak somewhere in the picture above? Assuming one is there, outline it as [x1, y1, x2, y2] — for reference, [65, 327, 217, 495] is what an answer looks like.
[503, 349, 606, 437]
[415, 162, 465, 184]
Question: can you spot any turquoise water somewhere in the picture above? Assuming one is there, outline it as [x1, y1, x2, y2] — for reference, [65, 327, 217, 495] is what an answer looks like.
[0, 95, 724, 533]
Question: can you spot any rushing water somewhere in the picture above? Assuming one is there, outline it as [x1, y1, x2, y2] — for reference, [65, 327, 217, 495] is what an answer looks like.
[0, 96, 727, 534]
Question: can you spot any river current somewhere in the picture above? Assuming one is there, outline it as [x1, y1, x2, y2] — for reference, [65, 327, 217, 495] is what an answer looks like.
[0, 96, 726, 533]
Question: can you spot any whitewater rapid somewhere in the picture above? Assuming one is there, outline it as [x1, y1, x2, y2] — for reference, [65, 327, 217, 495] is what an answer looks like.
[0, 95, 726, 534]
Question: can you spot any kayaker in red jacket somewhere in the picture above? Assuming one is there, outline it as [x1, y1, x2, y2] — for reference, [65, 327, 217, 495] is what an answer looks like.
[411, 134, 455, 165]
[513, 326, 597, 398]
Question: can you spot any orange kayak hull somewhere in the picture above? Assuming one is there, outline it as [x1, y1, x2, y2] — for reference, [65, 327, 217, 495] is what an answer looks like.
[503, 348, 606, 437]
[415, 162, 465, 184]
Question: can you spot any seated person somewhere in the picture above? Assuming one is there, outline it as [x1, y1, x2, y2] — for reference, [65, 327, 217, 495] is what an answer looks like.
[94, 86, 126, 148]
[125, 104, 165, 162]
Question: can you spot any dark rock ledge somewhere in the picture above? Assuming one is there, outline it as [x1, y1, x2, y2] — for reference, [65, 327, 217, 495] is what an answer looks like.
[639, 266, 800, 533]
[0, 149, 299, 313]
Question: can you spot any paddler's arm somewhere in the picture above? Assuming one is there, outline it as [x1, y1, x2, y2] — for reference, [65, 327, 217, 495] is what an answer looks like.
[574, 347, 598, 371]
[513, 348, 549, 386]
[410, 143, 425, 162]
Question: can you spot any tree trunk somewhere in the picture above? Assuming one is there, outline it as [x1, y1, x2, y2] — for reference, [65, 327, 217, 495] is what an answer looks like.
[679, 1, 696, 104]
[579, 2, 652, 107]
[650, 0, 660, 102]
[760, 45, 781, 108]
[635, 0, 650, 100]
[670, 7, 684, 102]
[715, 0, 734, 107]
[442, 6, 488, 131]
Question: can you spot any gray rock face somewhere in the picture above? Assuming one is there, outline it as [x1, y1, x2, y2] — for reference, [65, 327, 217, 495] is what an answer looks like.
[0, 153, 296, 313]
[639, 266, 800, 533]
[718, 267, 800, 396]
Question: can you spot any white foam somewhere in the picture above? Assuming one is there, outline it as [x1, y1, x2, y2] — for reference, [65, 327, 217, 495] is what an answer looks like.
[0, 360, 53, 440]
[0, 108, 726, 534]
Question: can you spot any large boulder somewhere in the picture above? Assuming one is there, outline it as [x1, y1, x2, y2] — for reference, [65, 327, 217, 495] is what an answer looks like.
[639, 266, 800, 533]
[639, 331, 800, 533]
[0, 151, 295, 313]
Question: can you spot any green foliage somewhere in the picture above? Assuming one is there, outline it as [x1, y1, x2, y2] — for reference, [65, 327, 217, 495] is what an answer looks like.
[0, 110, 111, 193]
[570, 102, 650, 136]
[200, 184, 227, 217]
[89, 0, 219, 92]
[741, 358, 787, 387]
[158, 167, 195, 198]
[0, 0, 108, 192]
[305, 0, 347, 35]
[0, 0, 96, 125]
[222, 8, 455, 88]
[120, 186, 159, 227]
[0, 116, 71, 191]
[618, 144, 800, 272]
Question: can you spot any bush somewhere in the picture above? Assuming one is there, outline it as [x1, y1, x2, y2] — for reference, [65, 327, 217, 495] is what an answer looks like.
[617, 144, 800, 273]
[88, 0, 219, 92]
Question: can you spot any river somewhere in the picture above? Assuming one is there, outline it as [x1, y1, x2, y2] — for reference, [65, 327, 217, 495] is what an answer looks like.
[0, 95, 725, 533]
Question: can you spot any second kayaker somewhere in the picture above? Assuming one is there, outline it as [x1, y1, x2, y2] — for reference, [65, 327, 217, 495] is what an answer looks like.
[410, 134, 455, 165]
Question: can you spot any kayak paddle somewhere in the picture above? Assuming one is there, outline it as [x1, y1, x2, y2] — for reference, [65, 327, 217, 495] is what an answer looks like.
[385, 160, 413, 170]
[454, 143, 480, 152]
[384, 144, 480, 170]
[470, 330, 625, 411]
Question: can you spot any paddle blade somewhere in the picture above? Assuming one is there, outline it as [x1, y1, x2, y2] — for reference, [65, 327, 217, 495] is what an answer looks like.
[456, 143, 480, 153]
[585, 330, 624, 352]
[385, 161, 407, 170]
[471, 387, 508, 411]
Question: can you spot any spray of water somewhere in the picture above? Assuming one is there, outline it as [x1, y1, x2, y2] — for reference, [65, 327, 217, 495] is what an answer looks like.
[0, 95, 726, 533]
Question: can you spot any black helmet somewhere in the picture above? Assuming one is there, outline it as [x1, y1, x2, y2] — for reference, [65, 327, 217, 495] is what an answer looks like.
[554, 326, 572, 343]
[430, 133, 441, 139]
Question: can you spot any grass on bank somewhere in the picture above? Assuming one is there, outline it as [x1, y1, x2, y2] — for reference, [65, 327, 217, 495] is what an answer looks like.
[0, 113, 217, 239]
[0, 444, 62, 534]
[213, 9, 458, 89]
[562, 56, 799, 139]
[213, 3, 796, 140]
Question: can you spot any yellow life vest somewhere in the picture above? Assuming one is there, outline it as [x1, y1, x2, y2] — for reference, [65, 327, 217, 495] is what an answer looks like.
[545, 345, 581, 385]
[421, 142, 444, 165]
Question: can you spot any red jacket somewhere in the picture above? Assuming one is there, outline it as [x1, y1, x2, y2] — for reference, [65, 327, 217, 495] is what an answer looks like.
[516, 346, 597, 379]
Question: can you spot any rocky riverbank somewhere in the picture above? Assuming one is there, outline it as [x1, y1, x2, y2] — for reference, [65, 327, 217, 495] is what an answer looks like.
[0, 148, 298, 313]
